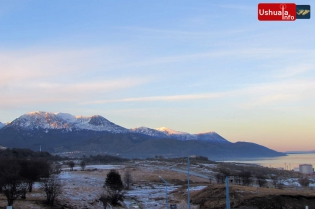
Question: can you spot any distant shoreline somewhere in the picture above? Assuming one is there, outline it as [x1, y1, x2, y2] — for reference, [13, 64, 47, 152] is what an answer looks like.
[284, 151, 315, 154]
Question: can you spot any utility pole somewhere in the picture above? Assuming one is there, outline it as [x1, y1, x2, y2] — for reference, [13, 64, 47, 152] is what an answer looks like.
[225, 176, 230, 209]
[187, 156, 190, 209]
[159, 176, 169, 209]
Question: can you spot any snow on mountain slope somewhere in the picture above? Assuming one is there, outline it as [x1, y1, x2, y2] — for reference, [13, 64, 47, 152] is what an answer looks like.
[130, 126, 169, 138]
[196, 132, 230, 143]
[7, 111, 129, 133]
[156, 127, 189, 135]
[0, 122, 5, 129]
[132, 126, 229, 142]
[156, 127, 196, 140]
[4, 111, 229, 142]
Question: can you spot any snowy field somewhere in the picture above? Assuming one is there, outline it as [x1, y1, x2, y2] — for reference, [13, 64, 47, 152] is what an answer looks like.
[57, 164, 189, 209]
[1, 160, 314, 209]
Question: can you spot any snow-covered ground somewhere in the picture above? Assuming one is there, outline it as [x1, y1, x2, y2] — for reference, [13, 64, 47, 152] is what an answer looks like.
[125, 183, 180, 209]
[39, 162, 315, 208]
[62, 164, 123, 171]
[57, 164, 183, 209]
[59, 170, 105, 208]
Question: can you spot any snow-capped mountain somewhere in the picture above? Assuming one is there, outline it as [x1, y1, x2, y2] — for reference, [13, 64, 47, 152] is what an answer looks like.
[0, 122, 5, 129]
[3, 111, 229, 143]
[156, 127, 197, 140]
[0, 111, 286, 159]
[6, 111, 129, 133]
[131, 126, 229, 143]
[130, 126, 169, 138]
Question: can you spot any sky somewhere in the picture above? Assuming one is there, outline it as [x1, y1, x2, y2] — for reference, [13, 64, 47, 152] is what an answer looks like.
[0, 0, 314, 152]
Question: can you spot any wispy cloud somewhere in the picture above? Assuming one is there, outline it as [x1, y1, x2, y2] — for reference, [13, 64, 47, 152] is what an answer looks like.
[118, 26, 253, 38]
[0, 46, 131, 85]
[82, 93, 225, 105]
[0, 46, 150, 108]
[84, 79, 315, 107]
[0, 77, 147, 108]
[100, 47, 308, 71]
[276, 64, 315, 78]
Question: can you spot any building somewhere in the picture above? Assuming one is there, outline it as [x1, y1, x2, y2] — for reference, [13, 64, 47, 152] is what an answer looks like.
[299, 164, 314, 174]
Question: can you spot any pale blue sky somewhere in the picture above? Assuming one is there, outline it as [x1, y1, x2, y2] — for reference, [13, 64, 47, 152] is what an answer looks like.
[0, 0, 314, 151]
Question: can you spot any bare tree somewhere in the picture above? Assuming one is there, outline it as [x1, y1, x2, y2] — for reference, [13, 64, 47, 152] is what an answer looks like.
[271, 175, 284, 189]
[123, 169, 133, 190]
[40, 174, 62, 206]
[239, 171, 252, 186]
[215, 173, 225, 184]
[0, 160, 26, 206]
[68, 161, 75, 171]
[19, 159, 50, 192]
[80, 161, 86, 171]
[214, 167, 230, 184]
[52, 164, 62, 175]
[256, 174, 267, 187]
[19, 182, 28, 199]
[299, 177, 310, 187]
[234, 175, 242, 185]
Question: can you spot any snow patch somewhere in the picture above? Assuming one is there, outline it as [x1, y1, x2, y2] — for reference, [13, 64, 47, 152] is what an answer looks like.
[8, 111, 129, 133]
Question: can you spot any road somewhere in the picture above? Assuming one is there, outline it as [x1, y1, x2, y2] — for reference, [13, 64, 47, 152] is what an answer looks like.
[155, 165, 213, 180]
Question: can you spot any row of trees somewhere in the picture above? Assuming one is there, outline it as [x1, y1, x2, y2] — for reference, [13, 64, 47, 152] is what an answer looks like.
[0, 159, 62, 207]
[215, 168, 310, 188]
[67, 160, 86, 171]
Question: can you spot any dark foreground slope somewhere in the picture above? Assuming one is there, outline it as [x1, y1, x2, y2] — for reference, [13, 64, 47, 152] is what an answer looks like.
[191, 184, 315, 209]
[0, 127, 284, 159]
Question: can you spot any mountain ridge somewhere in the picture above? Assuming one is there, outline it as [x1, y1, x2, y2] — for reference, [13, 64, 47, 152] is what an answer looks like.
[131, 126, 229, 143]
[6, 111, 129, 133]
[0, 111, 285, 159]
[4, 111, 229, 143]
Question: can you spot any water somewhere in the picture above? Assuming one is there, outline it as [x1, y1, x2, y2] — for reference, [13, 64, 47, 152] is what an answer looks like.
[224, 153, 315, 170]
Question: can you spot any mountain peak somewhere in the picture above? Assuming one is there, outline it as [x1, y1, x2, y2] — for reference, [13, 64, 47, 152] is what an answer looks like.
[131, 126, 230, 142]
[88, 115, 110, 126]
[8, 111, 129, 133]
[26, 111, 48, 115]
[156, 127, 189, 135]
[131, 126, 169, 138]
[197, 131, 215, 135]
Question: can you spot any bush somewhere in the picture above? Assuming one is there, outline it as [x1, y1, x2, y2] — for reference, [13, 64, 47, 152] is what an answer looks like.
[40, 174, 62, 206]
[68, 161, 75, 171]
[103, 169, 124, 205]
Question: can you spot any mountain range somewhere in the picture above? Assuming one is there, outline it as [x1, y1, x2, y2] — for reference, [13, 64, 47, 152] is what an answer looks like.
[0, 111, 285, 159]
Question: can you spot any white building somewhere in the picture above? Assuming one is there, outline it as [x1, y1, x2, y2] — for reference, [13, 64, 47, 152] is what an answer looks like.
[299, 164, 314, 174]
